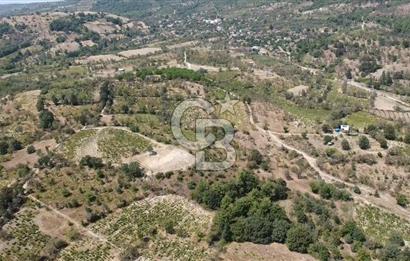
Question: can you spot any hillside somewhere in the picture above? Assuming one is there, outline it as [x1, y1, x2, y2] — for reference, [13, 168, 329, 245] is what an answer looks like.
[0, 1, 409, 260]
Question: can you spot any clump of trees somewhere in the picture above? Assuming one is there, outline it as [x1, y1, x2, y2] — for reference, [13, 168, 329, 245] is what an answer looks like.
[136, 67, 206, 82]
[0, 23, 12, 37]
[49, 13, 98, 33]
[0, 183, 26, 227]
[396, 194, 408, 208]
[310, 181, 352, 201]
[195, 172, 291, 245]
[80, 156, 104, 169]
[359, 55, 381, 75]
[0, 137, 23, 155]
[99, 81, 114, 110]
[37, 95, 55, 130]
[247, 149, 269, 170]
[121, 162, 144, 180]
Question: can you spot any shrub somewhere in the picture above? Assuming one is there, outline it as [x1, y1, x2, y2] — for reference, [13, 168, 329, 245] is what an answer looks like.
[396, 194, 408, 208]
[383, 124, 396, 140]
[358, 136, 370, 150]
[310, 181, 352, 201]
[323, 135, 333, 145]
[271, 219, 291, 243]
[80, 156, 104, 169]
[39, 110, 55, 129]
[309, 243, 330, 261]
[27, 145, 36, 154]
[354, 154, 377, 165]
[379, 138, 388, 149]
[121, 162, 144, 180]
[353, 186, 361, 194]
[341, 139, 351, 150]
[286, 224, 314, 253]
[342, 221, 366, 243]
[37, 155, 55, 169]
[0, 141, 9, 155]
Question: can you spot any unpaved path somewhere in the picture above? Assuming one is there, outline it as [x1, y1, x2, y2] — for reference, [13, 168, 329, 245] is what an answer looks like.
[246, 103, 410, 221]
[347, 80, 410, 109]
[28, 195, 118, 249]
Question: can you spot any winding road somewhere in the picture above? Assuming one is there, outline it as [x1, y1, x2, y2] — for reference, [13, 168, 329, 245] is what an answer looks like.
[246, 103, 410, 222]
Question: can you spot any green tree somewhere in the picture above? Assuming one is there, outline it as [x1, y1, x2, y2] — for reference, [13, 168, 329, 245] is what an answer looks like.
[383, 124, 396, 140]
[27, 145, 36, 154]
[271, 219, 291, 243]
[121, 162, 144, 180]
[341, 139, 351, 150]
[39, 110, 55, 129]
[323, 135, 333, 145]
[396, 194, 408, 208]
[358, 136, 370, 150]
[286, 224, 314, 253]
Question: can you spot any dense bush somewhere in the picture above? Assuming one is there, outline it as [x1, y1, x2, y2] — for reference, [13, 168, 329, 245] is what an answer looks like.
[358, 136, 370, 150]
[80, 156, 104, 169]
[286, 224, 314, 253]
[39, 110, 55, 129]
[341, 139, 351, 151]
[50, 13, 97, 33]
[0, 184, 26, 227]
[310, 181, 352, 201]
[0, 23, 12, 37]
[396, 194, 408, 208]
[121, 162, 144, 179]
[26, 145, 36, 154]
[341, 221, 366, 243]
[0, 137, 23, 155]
[195, 172, 291, 245]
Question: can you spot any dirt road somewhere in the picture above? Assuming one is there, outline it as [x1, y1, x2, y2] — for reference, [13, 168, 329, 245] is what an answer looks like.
[28, 195, 118, 249]
[246, 103, 410, 221]
[347, 80, 410, 109]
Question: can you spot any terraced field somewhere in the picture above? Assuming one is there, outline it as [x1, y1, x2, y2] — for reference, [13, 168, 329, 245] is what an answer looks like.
[90, 195, 215, 260]
[355, 204, 410, 244]
[63, 127, 151, 163]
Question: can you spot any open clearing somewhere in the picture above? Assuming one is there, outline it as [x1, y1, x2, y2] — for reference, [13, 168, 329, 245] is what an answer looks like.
[288, 85, 309, 96]
[63, 127, 194, 174]
[118, 47, 162, 58]
[221, 242, 316, 261]
[2, 139, 57, 170]
[127, 146, 195, 175]
[75, 54, 124, 64]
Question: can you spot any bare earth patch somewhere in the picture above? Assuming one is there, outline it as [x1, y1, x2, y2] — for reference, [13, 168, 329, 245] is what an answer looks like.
[84, 21, 119, 35]
[2, 139, 57, 170]
[288, 85, 309, 96]
[221, 242, 316, 261]
[118, 47, 162, 58]
[128, 146, 195, 175]
[76, 54, 124, 64]
[51, 41, 80, 54]
[34, 208, 72, 240]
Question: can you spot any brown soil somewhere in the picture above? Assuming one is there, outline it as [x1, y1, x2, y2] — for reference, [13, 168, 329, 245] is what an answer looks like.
[221, 242, 316, 261]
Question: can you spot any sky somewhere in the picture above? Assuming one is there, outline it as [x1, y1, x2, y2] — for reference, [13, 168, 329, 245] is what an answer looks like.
[0, 0, 62, 4]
